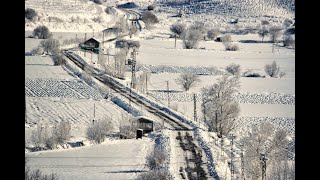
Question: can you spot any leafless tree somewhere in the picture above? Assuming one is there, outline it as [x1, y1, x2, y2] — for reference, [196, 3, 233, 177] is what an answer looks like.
[225, 63, 241, 75]
[269, 26, 282, 43]
[119, 116, 137, 139]
[25, 8, 37, 21]
[175, 73, 200, 91]
[265, 61, 280, 77]
[31, 125, 46, 148]
[136, 169, 170, 180]
[181, 28, 202, 49]
[136, 72, 151, 93]
[201, 75, 240, 137]
[283, 35, 295, 48]
[114, 17, 129, 36]
[52, 120, 71, 147]
[114, 48, 127, 79]
[190, 21, 207, 39]
[258, 26, 270, 41]
[86, 119, 112, 144]
[170, 22, 186, 48]
[30, 46, 44, 55]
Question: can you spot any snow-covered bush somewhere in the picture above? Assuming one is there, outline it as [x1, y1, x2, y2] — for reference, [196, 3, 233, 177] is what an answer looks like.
[283, 35, 295, 48]
[25, 167, 59, 180]
[25, 8, 37, 21]
[30, 46, 44, 55]
[146, 147, 167, 170]
[86, 119, 113, 144]
[181, 28, 202, 49]
[265, 61, 280, 77]
[224, 42, 239, 51]
[141, 11, 159, 29]
[52, 53, 65, 66]
[40, 38, 60, 54]
[32, 26, 52, 39]
[136, 169, 169, 180]
[52, 120, 71, 147]
[225, 63, 241, 75]
[258, 26, 270, 41]
[221, 34, 232, 43]
[207, 28, 220, 40]
[119, 120, 138, 139]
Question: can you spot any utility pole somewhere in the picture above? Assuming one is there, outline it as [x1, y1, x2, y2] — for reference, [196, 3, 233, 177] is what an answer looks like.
[93, 102, 96, 124]
[166, 81, 170, 107]
[240, 146, 245, 180]
[130, 49, 137, 89]
[107, 48, 110, 65]
[193, 93, 198, 126]
[102, 31, 104, 50]
[272, 43, 274, 54]
[260, 153, 267, 180]
[145, 73, 148, 95]
[230, 134, 236, 180]
[84, 33, 87, 57]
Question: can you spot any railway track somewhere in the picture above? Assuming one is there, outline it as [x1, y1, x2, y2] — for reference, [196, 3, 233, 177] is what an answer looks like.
[62, 50, 213, 179]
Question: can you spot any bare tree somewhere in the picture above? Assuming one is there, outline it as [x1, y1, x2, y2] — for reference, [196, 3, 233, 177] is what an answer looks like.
[52, 120, 71, 147]
[225, 63, 241, 75]
[258, 26, 269, 41]
[181, 28, 202, 49]
[141, 11, 159, 29]
[170, 22, 186, 48]
[136, 72, 151, 93]
[114, 48, 127, 79]
[31, 125, 46, 149]
[190, 21, 207, 39]
[86, 119, 112, 144]
[175, 73, 200, 91]
[283, 35, 295, 48]
[136, 169, 170, 180]
[119, 116, 137, 139]
[114, 17, 129, 36]
[25, 8, 37, 21]
[265, 61, 280, 77]
[269, 26, 282, 43]
[201, 75, 240, 137]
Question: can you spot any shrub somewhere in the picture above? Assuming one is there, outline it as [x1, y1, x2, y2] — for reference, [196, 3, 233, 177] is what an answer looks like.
[141, 11, 159, 29]
[40, 38, 60, 54]
[30, 46, 44, 55]
[52, 53, 65, 66]
[52, 120, 71, 146]
[33, 25, 52, 39]
[170, 22, 186, 37]
[25, 167, 59, 180]
[226, 63, 241, 75]
[146, 148, 167, 170]
[283, 35, 295, 47]
[86, 119, 112, 144]
[92, 16, 102, 23]
[25, 8, 37, 21]
[242, 69, 264, 77]
[207, 29, 220, 40]
[93, 0, 102, 4]
[221, 34, 232, 43]
[147, 5, 155, 11]
[279, 71, 286, 78]
[136, 169, 169, 180]
[182, 28, 202, 49]
[283, 18, 293, 28]
[224, 42, 239, 51]
[258, 26, 269, 41]
[119, 120, 138, 139]
[265, 61, 280, 77]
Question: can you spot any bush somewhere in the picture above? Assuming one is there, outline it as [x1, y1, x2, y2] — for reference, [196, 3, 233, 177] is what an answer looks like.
[225, 63, 241, 75]
[269, 26, 282, 43]
[258, 26, 269, 41]
[221, 34, 232, 43]
[52, 53, 65, 66]
[92, 16, 102, 23]
[207, 29, 220, 40]
[182, 28, 202, 49]
[242, 69, 264, 78]
[136, 169, 169, 180]
[119, 120, 137, 139]
[141, 11, 159, 29]
[52, 120, 71, 146]
[86, 119, 112, 144]
[93, 0, 102, 4]
[265, 61, 280, 77]
[283, 35, 295, 47]
[40, 38, 60, 54]
[224, 42, 239, 51]
[30, 46, 44, 55]
[25, 167, 59, 180]
[146, 148, 167, 170]
[147, 5, 155, 11]
[33, 25, 52, 39]
[25, 8, 37, 21]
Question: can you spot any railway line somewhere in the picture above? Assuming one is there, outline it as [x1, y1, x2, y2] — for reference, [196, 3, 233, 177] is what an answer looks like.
[62, 50, 213, 180]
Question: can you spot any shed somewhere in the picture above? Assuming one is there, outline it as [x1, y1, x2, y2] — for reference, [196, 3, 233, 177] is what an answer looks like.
[79, 37, 102, 54]
[134, 116, 155, 134]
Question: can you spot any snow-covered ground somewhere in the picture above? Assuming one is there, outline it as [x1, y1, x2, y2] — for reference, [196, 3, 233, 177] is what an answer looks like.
[26, 138, 154, 180]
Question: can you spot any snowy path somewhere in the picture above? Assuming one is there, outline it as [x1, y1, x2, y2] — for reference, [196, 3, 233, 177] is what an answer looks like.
[26, 138, 154, 180]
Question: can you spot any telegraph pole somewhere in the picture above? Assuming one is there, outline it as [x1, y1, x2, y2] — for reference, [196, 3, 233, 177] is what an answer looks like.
[260, 153, 267, 180]
[93, 102, 96, 124]
[230, 134, 236, 180]
[166, 81, 170, 107]
[84, 33, 87, 57]
[145, 73, 148, 95]
[240, 146, 245, 180]
[107, 48, 110, 65]
[130, 49, 137, 89]
[193, 93, 198, 126]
